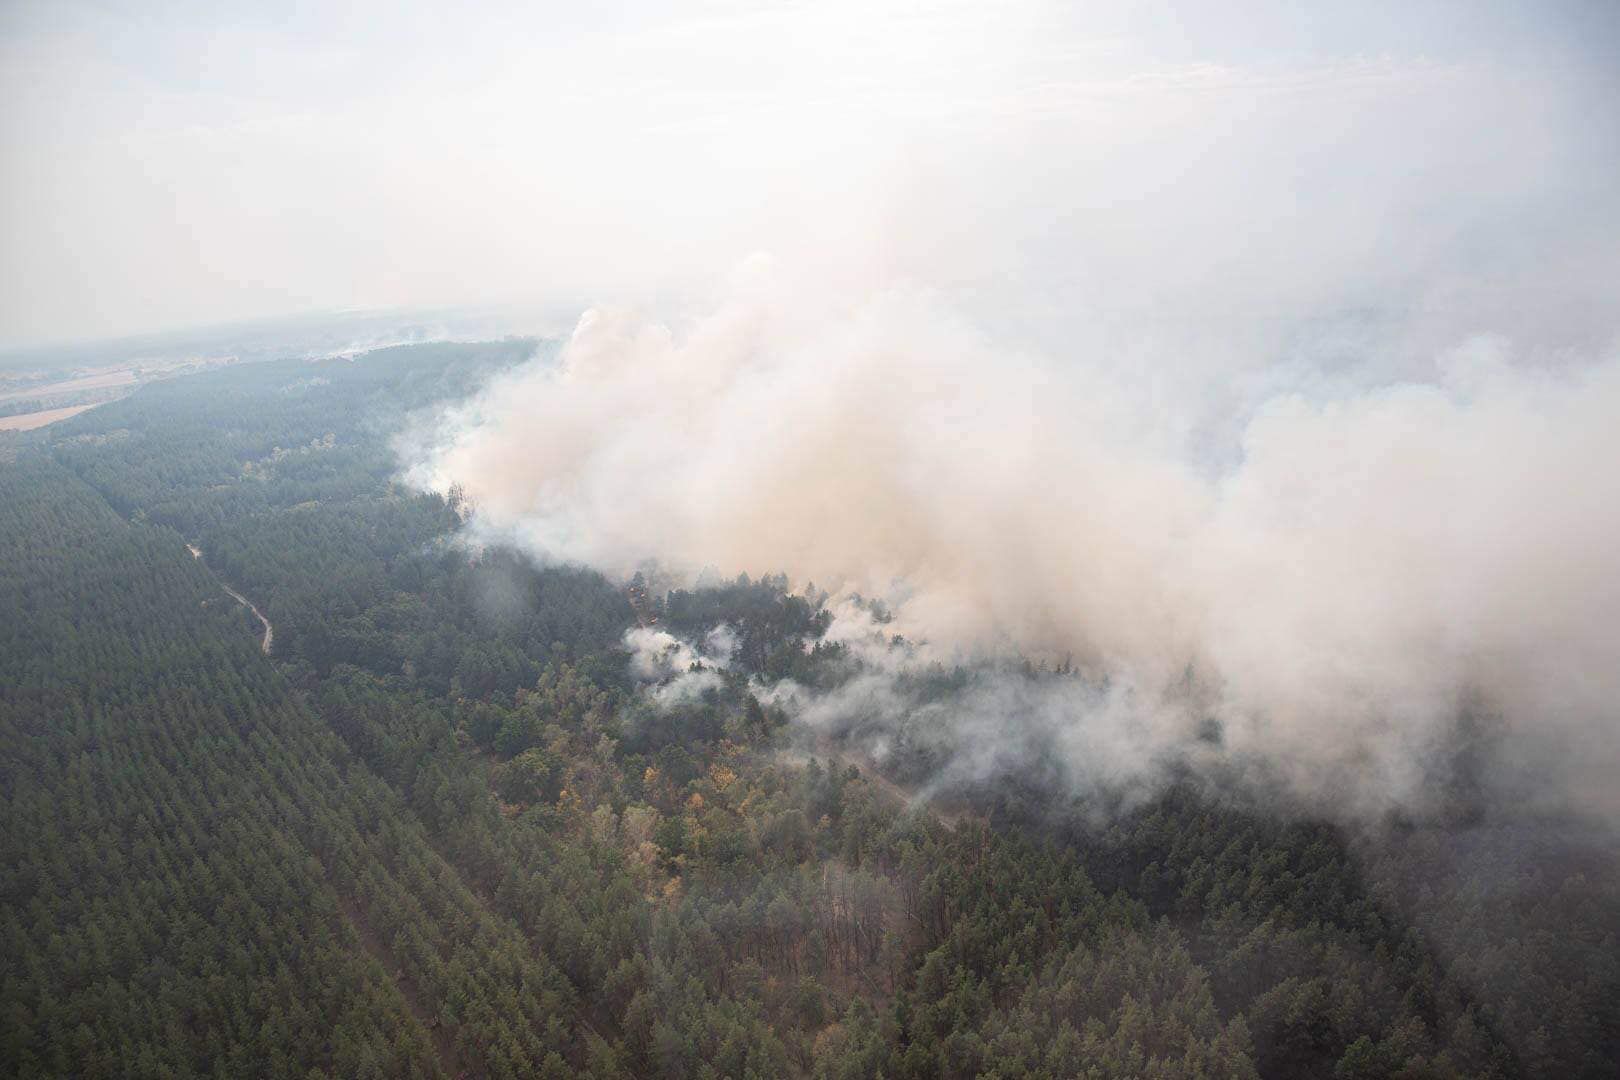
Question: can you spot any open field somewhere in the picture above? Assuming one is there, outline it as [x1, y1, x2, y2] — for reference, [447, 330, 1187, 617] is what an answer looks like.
[0, 403, 100, 431]
[0, 368, 138, 402]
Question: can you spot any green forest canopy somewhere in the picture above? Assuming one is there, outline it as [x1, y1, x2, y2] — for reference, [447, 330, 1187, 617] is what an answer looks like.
[2, 344, 1616, 1079]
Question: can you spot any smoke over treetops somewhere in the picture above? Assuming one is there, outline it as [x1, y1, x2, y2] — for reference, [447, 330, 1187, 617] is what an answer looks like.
[403, 264, 1620, 823]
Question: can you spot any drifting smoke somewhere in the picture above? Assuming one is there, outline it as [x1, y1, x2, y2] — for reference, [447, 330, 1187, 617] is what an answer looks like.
[403, 263, 1620, 823]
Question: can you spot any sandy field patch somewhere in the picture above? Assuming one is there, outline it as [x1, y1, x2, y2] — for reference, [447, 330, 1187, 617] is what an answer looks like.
[0, 369, 138, 403]
[0, 403, 101, 431]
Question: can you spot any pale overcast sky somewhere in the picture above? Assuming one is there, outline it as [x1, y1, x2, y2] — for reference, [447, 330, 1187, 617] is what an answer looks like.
[2, 1, 1616, 348]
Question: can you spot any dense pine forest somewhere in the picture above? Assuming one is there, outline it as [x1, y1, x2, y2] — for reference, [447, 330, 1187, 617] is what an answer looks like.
[3, 343, 1617, 1079]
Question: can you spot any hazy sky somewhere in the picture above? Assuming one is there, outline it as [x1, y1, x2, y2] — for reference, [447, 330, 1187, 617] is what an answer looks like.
[2, 1, 1617, 347]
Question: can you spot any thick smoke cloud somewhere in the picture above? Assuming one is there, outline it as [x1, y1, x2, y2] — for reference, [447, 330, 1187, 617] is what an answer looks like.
[389, 3, 1620, 822]
[405, 266, 1620, 822]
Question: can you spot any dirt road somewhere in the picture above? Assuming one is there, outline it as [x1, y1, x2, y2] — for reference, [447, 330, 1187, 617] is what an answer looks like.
[189, 544, 274, 654]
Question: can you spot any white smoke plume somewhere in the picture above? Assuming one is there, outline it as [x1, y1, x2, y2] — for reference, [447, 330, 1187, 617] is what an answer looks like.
[624, 623, 737, 707]
[403, 263, 1620, 822]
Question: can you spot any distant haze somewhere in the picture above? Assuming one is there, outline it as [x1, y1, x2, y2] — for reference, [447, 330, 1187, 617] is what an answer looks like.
[4, 1, 1618, 348]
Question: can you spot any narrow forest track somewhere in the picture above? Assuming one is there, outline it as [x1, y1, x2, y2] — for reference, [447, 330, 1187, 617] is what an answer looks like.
[815, 737, 974, 829]
[183, 545, 464, 1074]
[338, 895, 471, 1080]
[188, 543, 274, 654]
[624, 579, 658, 629]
